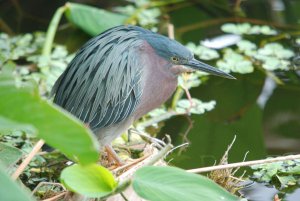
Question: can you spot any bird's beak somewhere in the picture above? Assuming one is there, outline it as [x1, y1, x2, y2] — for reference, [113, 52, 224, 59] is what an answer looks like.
[185, 58, 236, 79]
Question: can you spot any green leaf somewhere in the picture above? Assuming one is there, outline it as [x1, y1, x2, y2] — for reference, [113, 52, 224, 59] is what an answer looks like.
[217, 49, 254, 74]
[0, 142, 23, 169]
[0, 73, 99, 165]
[0, 165, 35, 201]
[65, 3, 127, 36]
[186, 42, 219, 60]
[237, 40, 257, 52]
[282, 165, 300, 174]
[176, 99, 216, 115]
[61, 164, 117, 198]
[132, 166, 240, 201]
[276, 175, 297, 187]
[221, 23, 277, 35]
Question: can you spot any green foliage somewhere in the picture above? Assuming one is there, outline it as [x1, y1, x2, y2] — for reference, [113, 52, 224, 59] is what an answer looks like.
[0, 70, 99, 165]
[221, 23, 277, 35]
[251, 159, 300, 189]
[115, 0, 161, 29]
[132, 166, 241, 201]
[60, 164, 117, 198]
[0, 142, 23, 169]
[176, 98, 216, 114]
[65, 3, 127, 36]
[187, 23, 296, 77]
[0, 33, 45, 65]
[186, 42, 220, 60]
[0, 32, 71, 93]
[255, 43, 295, 71]
[217, 48, 254, 74]
[0, 166, 35, 201]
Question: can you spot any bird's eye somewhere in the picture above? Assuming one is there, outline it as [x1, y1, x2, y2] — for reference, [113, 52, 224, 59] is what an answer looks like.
[171, 56, 179, 63]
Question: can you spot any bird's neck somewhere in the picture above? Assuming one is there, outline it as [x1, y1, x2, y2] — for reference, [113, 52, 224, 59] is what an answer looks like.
[133, 42, 178, 119]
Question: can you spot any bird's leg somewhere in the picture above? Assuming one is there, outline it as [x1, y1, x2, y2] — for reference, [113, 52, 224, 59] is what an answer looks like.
[84, 123, 124, 166]
[105, 145, 124, 166]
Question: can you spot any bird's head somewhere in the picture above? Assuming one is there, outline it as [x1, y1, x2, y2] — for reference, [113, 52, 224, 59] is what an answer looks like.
[141, 33, 235, 79]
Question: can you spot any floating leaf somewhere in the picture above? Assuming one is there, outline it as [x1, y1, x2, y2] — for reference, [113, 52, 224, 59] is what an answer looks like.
[221, 23, 277, 35]
[237, 40, 257, 52]
[133, 166, 240, 201]
[148, 108, 167, 117]
[262, 57, 291, 71]
[178, 74, 202, 89]
[176, 98, 216, 115]
[257, 43, 294, 59]
[61, 164, 117, 198]
[186, 42, 219, 60]
[276, 175, 297, 188]
[217, 49, 254, 74]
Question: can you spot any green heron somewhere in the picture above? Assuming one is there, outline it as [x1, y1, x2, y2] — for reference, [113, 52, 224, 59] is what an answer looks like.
[52, 25, 234, 163]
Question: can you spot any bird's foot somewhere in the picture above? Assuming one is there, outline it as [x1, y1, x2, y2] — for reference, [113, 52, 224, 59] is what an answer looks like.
[105, 145, 125, 166]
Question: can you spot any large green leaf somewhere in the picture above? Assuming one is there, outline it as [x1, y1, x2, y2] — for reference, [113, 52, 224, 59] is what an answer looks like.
[0, 142, 23, 169]
[60, 164, 117, 198]
[65, 3, 127, 36]
[0, 73, 99, 165]
[132, 166, 240, 201]
[0, 165, 35, 201]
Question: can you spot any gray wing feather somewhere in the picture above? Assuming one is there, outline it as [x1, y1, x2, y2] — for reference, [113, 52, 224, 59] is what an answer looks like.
[52, 26, 146, 131]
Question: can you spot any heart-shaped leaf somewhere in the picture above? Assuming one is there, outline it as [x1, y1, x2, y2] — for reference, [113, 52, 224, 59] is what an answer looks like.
[61, 164, 117, 198]
[133, 166, 240, 201]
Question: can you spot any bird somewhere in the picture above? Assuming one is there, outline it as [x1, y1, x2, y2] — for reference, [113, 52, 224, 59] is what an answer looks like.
[51, 25, 234, 163]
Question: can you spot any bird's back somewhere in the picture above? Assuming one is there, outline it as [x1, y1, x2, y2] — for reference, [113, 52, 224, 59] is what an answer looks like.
[52, 25, 150, 131]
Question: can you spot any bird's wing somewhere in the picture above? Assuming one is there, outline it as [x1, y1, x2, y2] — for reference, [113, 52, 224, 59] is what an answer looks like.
[52, 26, 145, 130]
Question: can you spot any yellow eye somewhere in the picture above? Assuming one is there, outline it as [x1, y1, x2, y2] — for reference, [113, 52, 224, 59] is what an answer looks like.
[171, 56, 179, 63]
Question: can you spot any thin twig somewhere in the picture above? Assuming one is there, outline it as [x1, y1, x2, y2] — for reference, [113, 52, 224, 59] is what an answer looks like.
[187, 154, 300, 173]
[0, 18, 15, 35]
[111, 154, 150, 173]
[166, 143, 189, 157]
[12, 139, 45, 180]
[120, 192, 129, 201]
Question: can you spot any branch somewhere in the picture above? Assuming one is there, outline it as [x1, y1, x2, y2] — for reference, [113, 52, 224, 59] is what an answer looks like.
[176, 17, 299, 35]
[12, 139, 45, 180]
[187, 154, 300, 174]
